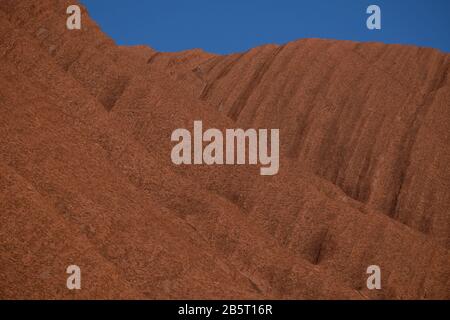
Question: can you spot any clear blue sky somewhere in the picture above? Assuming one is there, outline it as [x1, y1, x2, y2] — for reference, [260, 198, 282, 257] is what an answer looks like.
[80, 0, 450, 54]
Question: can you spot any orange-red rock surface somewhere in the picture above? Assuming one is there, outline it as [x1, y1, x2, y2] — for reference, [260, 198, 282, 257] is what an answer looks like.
[0, 0, 449, 299]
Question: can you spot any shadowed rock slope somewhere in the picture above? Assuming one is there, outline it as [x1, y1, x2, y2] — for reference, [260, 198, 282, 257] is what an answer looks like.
[0, 0, 449, 299]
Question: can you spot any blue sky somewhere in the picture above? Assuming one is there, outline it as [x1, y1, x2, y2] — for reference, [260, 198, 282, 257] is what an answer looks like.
[80, 0, 450, 54]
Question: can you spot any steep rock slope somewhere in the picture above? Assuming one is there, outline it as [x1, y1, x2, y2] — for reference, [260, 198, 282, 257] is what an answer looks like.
[0, 0, 449, 299]
[0, 2, 359, 299]
[191, 39, 450, 247]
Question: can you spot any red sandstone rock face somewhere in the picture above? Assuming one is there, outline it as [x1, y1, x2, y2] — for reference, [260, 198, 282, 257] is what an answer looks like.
[0, 0, 449, 299]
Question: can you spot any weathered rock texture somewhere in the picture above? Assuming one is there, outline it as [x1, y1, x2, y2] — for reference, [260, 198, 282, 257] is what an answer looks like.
[0, 0, 449, 299]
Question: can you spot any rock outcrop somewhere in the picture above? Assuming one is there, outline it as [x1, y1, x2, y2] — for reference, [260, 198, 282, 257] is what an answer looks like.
[0, 0, 449, 299]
